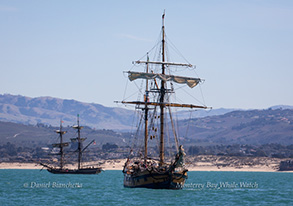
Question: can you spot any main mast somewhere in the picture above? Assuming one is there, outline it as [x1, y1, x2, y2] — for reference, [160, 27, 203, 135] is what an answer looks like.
[159, 12, 166, 166]
[144, 54, 149, 163]
[59, 122, 65, 169]
[77, 115, 82, 169]
[72, 114, 83, 170]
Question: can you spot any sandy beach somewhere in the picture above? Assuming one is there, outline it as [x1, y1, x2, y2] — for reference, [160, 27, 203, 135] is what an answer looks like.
[0, 160, 125, 170]
[186, 155, 284, 172]
[1, 156, 291, 172]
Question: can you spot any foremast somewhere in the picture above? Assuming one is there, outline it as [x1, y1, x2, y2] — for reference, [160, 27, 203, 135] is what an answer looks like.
[52, 120, 69, 169]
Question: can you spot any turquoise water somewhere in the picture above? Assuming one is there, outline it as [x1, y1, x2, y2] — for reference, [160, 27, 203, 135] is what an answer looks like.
[0, 170, 292, 205]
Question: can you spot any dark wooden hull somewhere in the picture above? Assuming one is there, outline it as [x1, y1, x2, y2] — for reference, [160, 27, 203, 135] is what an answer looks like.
[279, 160, 293, 171]
[124, 169, 188, 189]
[47, 167, 102, 174]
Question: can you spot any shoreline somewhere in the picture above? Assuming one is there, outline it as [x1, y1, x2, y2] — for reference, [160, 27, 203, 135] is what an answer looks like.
[0, 156, 293, 172]
[0, 163, 287, 172]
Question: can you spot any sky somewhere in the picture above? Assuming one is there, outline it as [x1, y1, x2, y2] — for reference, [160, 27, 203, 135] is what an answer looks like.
[1, 0, 293, 110]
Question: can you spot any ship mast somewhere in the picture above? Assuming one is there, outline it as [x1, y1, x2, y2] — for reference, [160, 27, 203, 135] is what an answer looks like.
[72, 114, 84, 170]
[55, 120, 67, 169]
[144, 54, 149, 163]
[59, 122, 65, 169]
[159, 11, 166, 166]
[77, 115, 82, 169]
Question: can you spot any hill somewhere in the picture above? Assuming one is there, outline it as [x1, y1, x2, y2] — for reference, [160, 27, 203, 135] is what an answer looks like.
[1, 108, 293, 148]
[179, 109, 293, 145]
[0, 121, 131, 148]
[0, 94, 134, 130]
[1, 108, 293, 162]
[1, 94, 293, 146]
[0, 94, 237, 130]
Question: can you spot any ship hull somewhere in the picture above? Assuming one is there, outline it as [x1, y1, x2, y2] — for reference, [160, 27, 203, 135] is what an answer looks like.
[47, 167, 102, 174]
[124, 169, 188, 189]
[279, 160, 293, 171]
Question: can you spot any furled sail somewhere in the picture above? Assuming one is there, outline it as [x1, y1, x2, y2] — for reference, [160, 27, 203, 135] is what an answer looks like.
[127, 71, 202, 88]
[52, 142, 70, 147]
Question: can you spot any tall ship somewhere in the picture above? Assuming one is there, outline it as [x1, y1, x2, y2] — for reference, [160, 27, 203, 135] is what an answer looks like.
[40, 115, 102, 174]
[117, 12, 210, 189]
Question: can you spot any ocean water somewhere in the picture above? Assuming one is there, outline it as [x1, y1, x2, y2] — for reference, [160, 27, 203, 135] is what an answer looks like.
[0, 170, 292, 206]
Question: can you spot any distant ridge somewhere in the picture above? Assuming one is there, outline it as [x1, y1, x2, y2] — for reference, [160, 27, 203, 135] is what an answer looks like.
[1, 108, 293, 147]
[0, 94, 293, 146]
[0, 94, 292, 132]
[269, 105, 293, 110]
[0, 94, 134, 130]
[178, 108, 293, 145]
[175, 108, 237, 120]
[0, 94, 236, 130]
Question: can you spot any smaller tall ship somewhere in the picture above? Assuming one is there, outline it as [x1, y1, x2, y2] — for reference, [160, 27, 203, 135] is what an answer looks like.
[40, 115, 102, 174]
[117, 12, 210, 189]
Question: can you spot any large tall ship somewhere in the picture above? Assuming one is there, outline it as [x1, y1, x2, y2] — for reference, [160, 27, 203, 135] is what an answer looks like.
[117, 12, 210, 189]
[40, 115, 102, 174]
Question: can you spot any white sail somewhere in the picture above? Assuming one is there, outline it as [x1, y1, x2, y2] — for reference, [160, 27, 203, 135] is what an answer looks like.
[128, 71, 202, 88]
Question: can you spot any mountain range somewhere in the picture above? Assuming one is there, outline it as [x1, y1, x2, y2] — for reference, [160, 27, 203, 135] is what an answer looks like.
[0, 94, 237, 130]
[0, 94, 134, 130]
[0, 94, 293, 146]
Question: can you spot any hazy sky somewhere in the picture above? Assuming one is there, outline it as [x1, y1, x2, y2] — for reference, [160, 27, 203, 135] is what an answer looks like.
[1, 0, 292, 109]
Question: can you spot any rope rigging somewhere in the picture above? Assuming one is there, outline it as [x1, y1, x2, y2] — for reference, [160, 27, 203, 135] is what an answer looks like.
[121, 11, 209, 166]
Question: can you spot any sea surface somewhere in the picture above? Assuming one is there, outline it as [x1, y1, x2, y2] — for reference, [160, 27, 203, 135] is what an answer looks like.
[0, 170, 292, 205]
